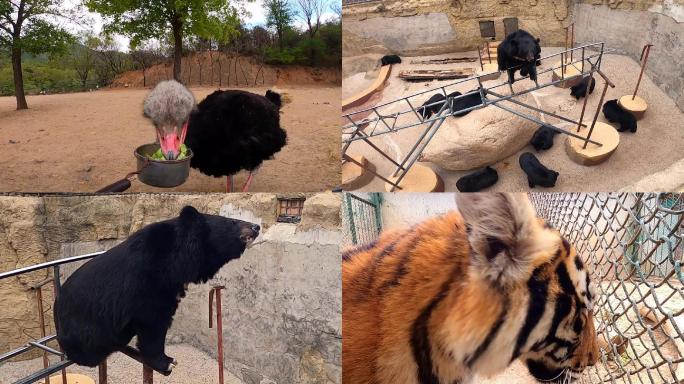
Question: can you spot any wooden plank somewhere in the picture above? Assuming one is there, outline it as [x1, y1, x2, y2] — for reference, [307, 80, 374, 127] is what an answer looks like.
[409, 57, 477, 64]
[398, 68, 475, 81]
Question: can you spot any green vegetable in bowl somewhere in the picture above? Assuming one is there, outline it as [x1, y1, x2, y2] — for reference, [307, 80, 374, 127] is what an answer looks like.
[148, 144, 189, 161]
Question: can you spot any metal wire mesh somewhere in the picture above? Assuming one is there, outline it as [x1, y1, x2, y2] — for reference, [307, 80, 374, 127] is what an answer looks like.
[341, 193, 382, 247]
[529, 193, 684, 384]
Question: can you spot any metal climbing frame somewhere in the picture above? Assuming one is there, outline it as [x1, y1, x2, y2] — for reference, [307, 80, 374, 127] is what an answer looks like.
[342, 42, 616, 191]
[0, 251, 167, 384]
[530, 193, 684, 384]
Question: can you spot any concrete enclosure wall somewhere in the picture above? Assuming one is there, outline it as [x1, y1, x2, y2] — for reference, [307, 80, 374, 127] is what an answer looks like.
[342, 0, 573, 56]
[0, 193, 341, 384]
[573, 1, 684, 111]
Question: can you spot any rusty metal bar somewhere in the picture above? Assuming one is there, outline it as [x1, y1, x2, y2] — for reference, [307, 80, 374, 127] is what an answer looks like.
[33, 286, 50, 384]
[99, 361, 108, 384]
[142, 366, 153, 384]
[52, 266, 67, 384]
[209, 286, 226, 384]
[583, 80, 611, 149]
[632, 44, 653, 100]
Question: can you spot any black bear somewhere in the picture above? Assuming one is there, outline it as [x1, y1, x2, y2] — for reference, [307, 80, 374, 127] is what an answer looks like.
[530, 125, 560, 151]
[54, 206, 260, 374]
[519, 152, 559, 188]
[418, 93, 446, 119]
[570, 76, 596, 99]
[498, 30, 542, 86]
[381, 55, 402, 66]
[603, 99, 637, 133]
[451, 89, 485, 117]
[456, 166, 499, 192]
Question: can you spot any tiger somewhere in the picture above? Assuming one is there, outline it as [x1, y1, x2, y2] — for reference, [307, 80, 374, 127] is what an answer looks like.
[342, 193, 599, 383]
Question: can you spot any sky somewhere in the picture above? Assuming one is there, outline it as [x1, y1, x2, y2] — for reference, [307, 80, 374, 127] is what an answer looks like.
[61, 0, 339, 52]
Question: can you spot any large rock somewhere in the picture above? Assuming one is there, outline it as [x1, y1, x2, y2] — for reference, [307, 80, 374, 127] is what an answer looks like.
[420, 89, 540, 171]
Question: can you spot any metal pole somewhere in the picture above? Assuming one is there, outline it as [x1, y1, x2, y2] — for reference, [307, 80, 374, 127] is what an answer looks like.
[34, 287, 49, 384]
[52, 266, 68, 384]
[486, 42, 492, 64]
[209, 286, 226, 384]
[343, 154, 402, 191]
[477, 44, 484, 71]
[576, 77, 592, 133]
[570, 24, 575, 63]
[487, 90, 588, 128]
[143, 366, 153, 384]
[632, 44, 653, 100]
[98, 361, 108, 384]
[583, 81, 610, 149]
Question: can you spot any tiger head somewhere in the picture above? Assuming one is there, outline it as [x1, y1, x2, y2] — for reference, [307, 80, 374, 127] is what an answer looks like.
[456, 193, 599, 382]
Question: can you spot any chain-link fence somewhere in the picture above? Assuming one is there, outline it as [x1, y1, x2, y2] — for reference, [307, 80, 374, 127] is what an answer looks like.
[342, 193, 382, 247]
[529, 193, 684, 384]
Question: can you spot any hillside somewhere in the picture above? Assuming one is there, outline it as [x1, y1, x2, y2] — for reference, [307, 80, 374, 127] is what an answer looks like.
[112, 52, 341, 88]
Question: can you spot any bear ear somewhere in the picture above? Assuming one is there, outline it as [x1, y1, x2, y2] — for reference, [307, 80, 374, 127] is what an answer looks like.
[455, 193, 557, 284]
[179, 205, 201, 220]
[536, 38, 540, 43]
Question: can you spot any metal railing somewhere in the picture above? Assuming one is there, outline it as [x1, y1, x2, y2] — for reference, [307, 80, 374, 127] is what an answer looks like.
[342, 193, 382, 246]
[0, 251, 176, 384]
[342, 42, 616, 191]
[529, 193, 684, 384]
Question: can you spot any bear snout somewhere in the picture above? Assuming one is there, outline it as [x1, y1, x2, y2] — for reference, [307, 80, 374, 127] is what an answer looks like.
[239, 222, 260, 246]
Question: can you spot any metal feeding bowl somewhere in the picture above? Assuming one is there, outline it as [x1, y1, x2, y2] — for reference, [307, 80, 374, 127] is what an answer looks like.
[134, 143, 193, 188]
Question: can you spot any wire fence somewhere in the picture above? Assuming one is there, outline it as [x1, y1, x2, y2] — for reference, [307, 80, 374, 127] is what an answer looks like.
[341, 193, 382, 247]
[529, 193, 684, 384]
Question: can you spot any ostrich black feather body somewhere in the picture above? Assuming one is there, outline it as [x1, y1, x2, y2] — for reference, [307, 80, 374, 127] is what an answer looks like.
[186, 90, 287, 177]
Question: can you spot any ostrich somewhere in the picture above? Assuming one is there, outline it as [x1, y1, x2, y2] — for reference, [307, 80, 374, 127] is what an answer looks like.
[143, 80, 287, 192]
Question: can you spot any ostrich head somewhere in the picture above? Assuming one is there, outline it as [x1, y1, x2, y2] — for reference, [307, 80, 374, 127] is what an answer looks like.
[143, 80, 196, 160]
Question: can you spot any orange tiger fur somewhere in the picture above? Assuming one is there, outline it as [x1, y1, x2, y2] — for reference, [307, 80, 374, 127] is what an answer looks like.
[343, 193, 598, 384]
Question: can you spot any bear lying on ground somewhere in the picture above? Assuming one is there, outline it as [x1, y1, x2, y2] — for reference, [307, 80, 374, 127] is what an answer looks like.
[519, 152, 559, 188]
[603, 99, 637, 133]
[530, 125, 560, 151]
[497, 30, 541, 85]
[570, 76, 595, 99]
[54, 206, 260, 374]
[456, 166, 499, 192]
[418, 93, 446, 119]
[451, 89, 485, 117]
[381, 55, 402, 66]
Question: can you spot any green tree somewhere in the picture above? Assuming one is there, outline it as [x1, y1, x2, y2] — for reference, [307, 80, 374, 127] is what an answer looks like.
[264, 0, 293, 50]
[70, 32, 99, 88]
[85, 0, 242, 83]
[0, 0, 74, 109]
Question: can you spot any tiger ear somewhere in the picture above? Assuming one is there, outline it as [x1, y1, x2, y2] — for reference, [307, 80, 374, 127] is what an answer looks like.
[455, 193, 554, 284]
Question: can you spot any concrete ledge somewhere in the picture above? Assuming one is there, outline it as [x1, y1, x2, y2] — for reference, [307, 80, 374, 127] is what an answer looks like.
[621, 158, 684, 192]
[342, 64, 391, 110]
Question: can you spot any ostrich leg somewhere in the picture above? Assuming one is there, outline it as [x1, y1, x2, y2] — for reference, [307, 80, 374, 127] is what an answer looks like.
[242, 167, 260, 192]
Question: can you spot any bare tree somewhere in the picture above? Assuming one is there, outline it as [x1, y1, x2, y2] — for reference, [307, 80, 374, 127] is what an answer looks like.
[131, 45, 164, 87]
[297, 0, 327, 38]
[71, 33, 98, 88]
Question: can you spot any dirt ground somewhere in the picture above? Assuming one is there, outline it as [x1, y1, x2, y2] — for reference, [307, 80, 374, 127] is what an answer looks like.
[343, 49, 684, 192]
[0, 86, 340, 193]
[0, 343, 243, 384]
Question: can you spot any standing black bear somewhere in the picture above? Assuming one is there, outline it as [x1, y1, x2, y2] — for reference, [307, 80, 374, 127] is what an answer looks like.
[497, 30, 542, 87]
[54, 206, 260, 374]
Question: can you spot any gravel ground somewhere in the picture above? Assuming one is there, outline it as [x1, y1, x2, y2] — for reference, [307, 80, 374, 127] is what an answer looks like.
[0, 344, 244, 384]
[343, 48, 684, 192]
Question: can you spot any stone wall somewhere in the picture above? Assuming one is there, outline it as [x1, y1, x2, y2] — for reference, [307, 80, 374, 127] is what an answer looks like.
[573, 0, 684, 111]
[0, 193, 341, 384]
[342, 0, 573, 56]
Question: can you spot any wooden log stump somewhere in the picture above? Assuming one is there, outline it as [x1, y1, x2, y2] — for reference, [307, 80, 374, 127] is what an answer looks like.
[565, 122, 620, 166]
[385, 164, 444, 192]
[618, 95, 647, 120]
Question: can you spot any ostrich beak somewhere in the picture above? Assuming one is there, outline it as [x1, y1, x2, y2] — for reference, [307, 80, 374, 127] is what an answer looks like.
[157, 127, 181, 160]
